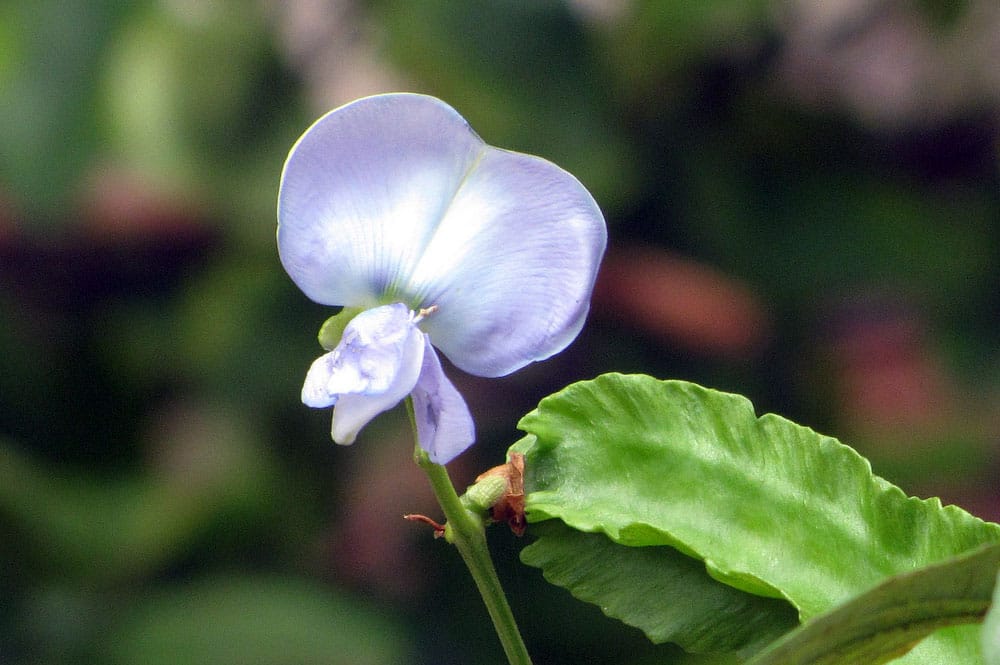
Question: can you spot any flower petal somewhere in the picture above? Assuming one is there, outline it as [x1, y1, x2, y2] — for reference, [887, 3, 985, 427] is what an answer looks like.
[277, 93, 486, 308]
[412, 148, 606, 377]
[298, 303, 425, 445]
[411, 336, 475, 464]
[330, 322, 424, 445]
[279, 93, 606, 378]
[300, 303, 417, 408]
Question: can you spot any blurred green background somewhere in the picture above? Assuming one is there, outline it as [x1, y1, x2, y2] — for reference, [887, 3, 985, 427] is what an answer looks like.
[1, 1, 997, 663]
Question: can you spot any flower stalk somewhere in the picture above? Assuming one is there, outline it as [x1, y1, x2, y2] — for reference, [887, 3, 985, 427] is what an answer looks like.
[409, 402, 533, 665]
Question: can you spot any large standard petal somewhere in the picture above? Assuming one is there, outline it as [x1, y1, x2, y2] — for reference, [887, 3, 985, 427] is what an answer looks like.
[410, 336, 475, 464]
[409, 148, 606, 377]
[277, 93, 486, 308]
[279, 93, 606, 377]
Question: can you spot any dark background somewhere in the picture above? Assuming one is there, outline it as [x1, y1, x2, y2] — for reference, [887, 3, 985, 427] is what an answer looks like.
[1, 1, 998, 663]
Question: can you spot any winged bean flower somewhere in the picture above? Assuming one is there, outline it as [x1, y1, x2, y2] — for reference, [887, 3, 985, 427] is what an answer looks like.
[277, 93, 606, 464]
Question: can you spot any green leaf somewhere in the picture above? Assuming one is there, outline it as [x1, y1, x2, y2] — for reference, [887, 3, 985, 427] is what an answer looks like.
[511, 374, 1000, 663]
[983, 569, 1000, 665]
[746, 542, 1000, 665]
[521, 519, 799, 656]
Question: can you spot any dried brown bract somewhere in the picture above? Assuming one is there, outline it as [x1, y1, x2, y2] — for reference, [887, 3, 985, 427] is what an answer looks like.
[475, 452, 526, 536]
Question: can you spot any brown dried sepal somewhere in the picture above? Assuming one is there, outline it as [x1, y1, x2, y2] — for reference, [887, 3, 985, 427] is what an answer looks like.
[475, 452, 526, 536]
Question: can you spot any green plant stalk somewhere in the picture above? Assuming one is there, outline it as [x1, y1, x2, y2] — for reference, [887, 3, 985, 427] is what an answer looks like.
[408, 402, 532, 665]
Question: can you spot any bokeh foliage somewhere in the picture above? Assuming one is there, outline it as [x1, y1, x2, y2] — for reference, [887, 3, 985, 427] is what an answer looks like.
[1, 0, 997, 663]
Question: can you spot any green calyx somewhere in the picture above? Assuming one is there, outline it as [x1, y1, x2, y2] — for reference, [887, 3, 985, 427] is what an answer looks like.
[316, 307, 361, 350]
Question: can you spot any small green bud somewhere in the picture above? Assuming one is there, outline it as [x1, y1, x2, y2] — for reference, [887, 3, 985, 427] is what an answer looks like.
[461, 475, 508, 514]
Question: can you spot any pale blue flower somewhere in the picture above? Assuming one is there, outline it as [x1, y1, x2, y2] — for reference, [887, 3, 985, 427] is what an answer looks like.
[278, 93, 606, 464]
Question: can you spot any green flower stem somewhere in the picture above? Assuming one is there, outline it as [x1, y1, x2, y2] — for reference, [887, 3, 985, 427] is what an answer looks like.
[409, 405, 532, 665]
